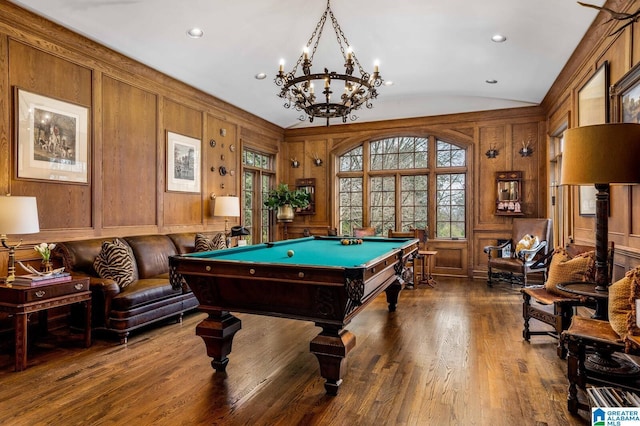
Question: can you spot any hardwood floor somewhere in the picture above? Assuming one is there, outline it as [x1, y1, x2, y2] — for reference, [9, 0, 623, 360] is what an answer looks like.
[0, 278, 589, 425]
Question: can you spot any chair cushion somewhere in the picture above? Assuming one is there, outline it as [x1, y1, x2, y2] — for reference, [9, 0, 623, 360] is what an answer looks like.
[610, 268, 640, 339]
[194, 232, 227, 252]
[544, 248, 595, 297]
[93, 239, 135, 289]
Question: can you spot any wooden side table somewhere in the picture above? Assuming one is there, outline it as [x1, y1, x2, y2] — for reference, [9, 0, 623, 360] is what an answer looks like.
[0, 277, 91, 371]
[417, 250, 437, 287]
[556, 281, 609, 320]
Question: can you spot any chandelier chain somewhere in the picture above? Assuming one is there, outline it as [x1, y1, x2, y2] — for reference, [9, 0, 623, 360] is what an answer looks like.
[328, 7, 365, 76]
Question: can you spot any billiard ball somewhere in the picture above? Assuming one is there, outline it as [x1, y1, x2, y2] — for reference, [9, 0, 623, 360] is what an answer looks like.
[287, 250, 294, 257]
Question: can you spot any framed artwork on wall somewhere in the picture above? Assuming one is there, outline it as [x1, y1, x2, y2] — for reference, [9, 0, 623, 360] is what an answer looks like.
[15, 88, 89, 183]
[577, 61, 609, 126]
[611, 61, 640, 123]
[579, 186, 596, 216]
[166, 131, 201, 193]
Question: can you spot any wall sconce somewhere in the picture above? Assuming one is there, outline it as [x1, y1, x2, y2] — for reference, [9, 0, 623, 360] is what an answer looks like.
[485, 145, 499, 159]
[291, 158, 300, 168]
[312, 153, 323, 166]
[519, 141, 533, 157]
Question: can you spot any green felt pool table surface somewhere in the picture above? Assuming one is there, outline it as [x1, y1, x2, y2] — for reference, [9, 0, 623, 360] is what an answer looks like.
[186, 236, 415, 268]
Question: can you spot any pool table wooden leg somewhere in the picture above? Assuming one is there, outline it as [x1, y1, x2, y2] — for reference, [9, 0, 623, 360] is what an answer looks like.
[196, 310, 242, 372]
[310, 324, 356, 396]
[384, 280, 403, 312]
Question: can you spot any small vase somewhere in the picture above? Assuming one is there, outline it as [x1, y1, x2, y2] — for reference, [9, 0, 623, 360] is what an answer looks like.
[41, 260, 53, 273]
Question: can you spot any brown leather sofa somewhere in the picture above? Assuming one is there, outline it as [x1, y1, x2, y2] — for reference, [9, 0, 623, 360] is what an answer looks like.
[54, 232, 218, 344]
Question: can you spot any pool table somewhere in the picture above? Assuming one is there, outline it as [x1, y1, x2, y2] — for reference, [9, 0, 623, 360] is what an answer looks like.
[169, 235, 418, 395]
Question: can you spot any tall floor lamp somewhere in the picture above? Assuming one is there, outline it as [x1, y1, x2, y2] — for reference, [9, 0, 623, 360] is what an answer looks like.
[214, 196, 240, 246]
[0, 195, 40, 283]
[562, 123, 640, 291]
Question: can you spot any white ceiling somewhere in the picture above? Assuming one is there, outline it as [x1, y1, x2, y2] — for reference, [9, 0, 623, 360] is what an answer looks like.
[9, 0, 605, 129]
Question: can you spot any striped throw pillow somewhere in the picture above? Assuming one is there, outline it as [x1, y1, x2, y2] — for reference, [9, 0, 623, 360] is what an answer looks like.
[93, 239, 135, 289]
[194, 233, 227, 252]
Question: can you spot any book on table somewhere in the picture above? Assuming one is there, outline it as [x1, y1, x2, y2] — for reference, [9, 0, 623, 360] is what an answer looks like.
[11, 272, 72, 286]
[587, 386, 640, 407]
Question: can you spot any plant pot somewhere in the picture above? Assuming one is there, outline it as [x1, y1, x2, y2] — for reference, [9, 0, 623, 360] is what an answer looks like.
[276, 204, 294, 222]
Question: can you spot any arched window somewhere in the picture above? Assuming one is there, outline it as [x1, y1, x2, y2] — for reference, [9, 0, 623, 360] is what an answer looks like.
[337, 136, 467, 238]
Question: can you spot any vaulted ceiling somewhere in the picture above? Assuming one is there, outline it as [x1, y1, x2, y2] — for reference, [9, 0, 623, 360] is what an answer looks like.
[10, 0, 605, 129]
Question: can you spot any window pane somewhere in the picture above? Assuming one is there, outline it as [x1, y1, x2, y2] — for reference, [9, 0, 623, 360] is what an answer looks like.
[437, 140, 466, 167]
[338, 177, 363, 235]
[371, 154, 383, 170]
[436, 173, 466, 238]
[337, 137, 465, 241]
[399, 175, 428, 231]
[339, 146, 363, 172]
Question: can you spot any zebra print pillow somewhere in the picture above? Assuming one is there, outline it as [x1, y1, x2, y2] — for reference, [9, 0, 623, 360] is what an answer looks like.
[93, 239, 135, 288]
[194, 233, 227, 252]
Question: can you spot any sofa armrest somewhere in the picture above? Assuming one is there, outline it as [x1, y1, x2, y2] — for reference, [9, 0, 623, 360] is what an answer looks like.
[87, 276, 121, 328]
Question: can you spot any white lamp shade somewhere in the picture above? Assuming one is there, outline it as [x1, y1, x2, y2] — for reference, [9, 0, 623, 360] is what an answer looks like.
[0, 196, 40, 235]
[562, 123, 640, 185]
[214, 196, 240, 217]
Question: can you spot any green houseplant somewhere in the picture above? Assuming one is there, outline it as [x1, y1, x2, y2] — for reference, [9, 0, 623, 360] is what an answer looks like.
[264, 183, 311, 222]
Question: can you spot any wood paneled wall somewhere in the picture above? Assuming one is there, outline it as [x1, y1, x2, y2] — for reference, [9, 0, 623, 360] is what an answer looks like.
[0, 2, 282, 275]
[282, 108, 547, 279]
[542, 0, 640, 278]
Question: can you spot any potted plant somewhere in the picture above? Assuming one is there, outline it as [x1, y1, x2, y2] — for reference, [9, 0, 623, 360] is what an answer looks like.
[264, 183, 311, 222]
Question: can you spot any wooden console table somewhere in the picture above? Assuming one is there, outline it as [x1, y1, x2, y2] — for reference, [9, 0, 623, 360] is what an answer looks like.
[0, 277, 91, 371]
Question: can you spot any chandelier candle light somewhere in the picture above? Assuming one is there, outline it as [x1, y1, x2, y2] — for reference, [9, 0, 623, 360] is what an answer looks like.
[275, 0, 383, 126]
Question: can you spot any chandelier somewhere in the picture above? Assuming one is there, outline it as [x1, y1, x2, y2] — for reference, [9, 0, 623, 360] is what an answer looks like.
[274, 0, 383, 126]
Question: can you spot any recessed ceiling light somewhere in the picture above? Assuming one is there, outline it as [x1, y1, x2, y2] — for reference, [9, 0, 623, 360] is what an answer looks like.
[255, 73, 267, 80]
[491, 34, 506, 43]
[486, 79, 498, 84]
[384, 81, 394, 86]
[187, 28, 204, 38]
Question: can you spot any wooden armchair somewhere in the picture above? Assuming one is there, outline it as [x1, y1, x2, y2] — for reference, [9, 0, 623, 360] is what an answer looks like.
[521, 243, 613, 358]
[484, 218, 552, 287]
[353, 227, 376, 237]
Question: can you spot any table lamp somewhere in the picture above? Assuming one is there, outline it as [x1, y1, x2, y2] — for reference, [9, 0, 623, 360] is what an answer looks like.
[562, 123, 640, 291]
[214, 196, 240, 245]
[0, 195, 40, 283]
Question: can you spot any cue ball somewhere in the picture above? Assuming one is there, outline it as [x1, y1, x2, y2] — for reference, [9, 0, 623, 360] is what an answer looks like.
[287, 250, 294, 257]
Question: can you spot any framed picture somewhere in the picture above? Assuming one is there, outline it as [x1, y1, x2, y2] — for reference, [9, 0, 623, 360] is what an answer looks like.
[611, 61, 640, 123]
[579, 185, 597, 216]
[15, 88, 89, 183]
[577, 61, 609, 126]
[166, 131, 201, 193]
